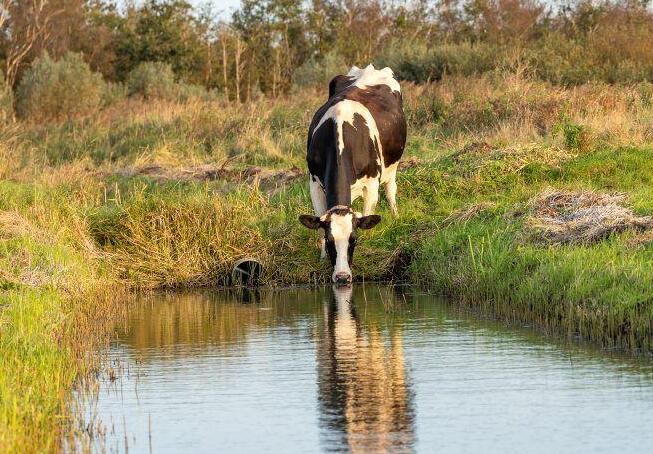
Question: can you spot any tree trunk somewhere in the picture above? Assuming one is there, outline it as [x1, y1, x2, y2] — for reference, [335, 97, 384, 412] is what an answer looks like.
[221, 33, 229, 101]
[234, 38, 242, 104]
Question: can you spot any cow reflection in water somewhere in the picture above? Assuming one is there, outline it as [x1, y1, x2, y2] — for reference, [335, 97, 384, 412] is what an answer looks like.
[317, 286, 415, 453]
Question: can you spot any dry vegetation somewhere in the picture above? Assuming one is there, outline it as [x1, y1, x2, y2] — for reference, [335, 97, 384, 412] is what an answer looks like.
[525, 189, 653, 244]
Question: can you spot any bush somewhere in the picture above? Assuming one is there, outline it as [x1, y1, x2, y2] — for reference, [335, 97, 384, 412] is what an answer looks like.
[375, 25, 653, 87]
[126, 62, 211, 102]
[405, 90, 448, 128]
[553, 112, 592, 152]
[16, 52, 106, 121]
[126, 62, 179, 100]
[293, 51, 349, 88]
[177, 82, 210, 102]
[101, 81, 127, 108]
[376, 41, 502, 83]
[525, 33, 595, 86]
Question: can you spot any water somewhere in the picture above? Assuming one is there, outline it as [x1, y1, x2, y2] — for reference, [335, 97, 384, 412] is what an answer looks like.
[74, 286, 653, 453]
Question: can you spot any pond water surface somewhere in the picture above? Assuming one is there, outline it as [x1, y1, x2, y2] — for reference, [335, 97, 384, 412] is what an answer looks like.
[74, 286, 653, 453]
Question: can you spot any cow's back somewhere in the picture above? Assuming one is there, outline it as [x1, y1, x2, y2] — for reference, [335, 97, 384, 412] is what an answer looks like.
[307, 65, 406, 184]
[344, 83, 406, 168]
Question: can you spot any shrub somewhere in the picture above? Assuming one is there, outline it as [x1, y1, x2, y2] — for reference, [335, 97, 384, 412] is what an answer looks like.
[553, 112, 592, 152]
[405, 89, 448, 128]
[525, 33, 595, 86]
[16, 52, 106, 121]
[376, 41, 501, 83]
[101, 81, 127, 108]
[177, 82, 210, 102]
[126, 62, 179, 100]
[293, 51, 349, 88]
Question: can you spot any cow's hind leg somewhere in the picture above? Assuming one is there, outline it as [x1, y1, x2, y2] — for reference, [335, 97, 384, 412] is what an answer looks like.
[309, 176, 327, 259]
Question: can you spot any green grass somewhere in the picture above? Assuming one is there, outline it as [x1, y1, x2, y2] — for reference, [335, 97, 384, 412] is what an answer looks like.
[3, 74, 653, 451]
[0, 181, 120, 452]
[0, 288, 75, 450]
[412, 218, 653, 350]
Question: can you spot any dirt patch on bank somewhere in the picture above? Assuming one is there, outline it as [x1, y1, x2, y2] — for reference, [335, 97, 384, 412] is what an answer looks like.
[115, 157, 422, 192]
[115, 163, 304, 195]
[525, 189, 653, 244]
[118, 163, 303, 184]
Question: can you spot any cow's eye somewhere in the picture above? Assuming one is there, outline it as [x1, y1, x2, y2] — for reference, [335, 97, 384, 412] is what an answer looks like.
[348, 234, 357, 246]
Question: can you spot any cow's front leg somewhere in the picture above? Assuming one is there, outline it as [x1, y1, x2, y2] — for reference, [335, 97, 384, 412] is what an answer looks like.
[309, 175, 327, 259]
[385, 176, 398, 216]
[382, 162, 399, 216]
[362, 180, 380, 216]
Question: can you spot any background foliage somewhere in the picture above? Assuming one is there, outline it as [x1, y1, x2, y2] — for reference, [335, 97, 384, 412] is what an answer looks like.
[2, 0, 653, 120]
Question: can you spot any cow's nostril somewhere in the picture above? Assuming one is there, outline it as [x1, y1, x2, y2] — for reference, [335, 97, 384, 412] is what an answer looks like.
[334, 272, 352, 285]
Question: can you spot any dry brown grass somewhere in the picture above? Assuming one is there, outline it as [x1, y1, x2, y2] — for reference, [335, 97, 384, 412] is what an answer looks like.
[525, 189, 653, 244]
[406, 74, 653, 153]
[451, 141, 575, 176]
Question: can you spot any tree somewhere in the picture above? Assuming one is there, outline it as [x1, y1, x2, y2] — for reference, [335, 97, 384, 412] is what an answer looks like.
[0, 0, 62, 87]
[233, 0, 309, 96]
[332, 0, 392, 63]
[115, 0, 205, 82]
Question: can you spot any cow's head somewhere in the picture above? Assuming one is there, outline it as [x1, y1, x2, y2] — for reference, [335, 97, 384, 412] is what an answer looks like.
[299, 205, 381, 286]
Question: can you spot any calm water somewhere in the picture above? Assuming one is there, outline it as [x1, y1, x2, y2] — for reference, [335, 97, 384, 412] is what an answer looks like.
[73, 286, 653, 453]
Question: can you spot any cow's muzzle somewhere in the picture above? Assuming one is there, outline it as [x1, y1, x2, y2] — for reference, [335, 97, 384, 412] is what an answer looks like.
[334, 272, 352, 286]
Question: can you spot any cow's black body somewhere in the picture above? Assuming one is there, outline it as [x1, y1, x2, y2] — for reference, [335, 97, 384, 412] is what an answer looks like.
[307, 72, 407, 208]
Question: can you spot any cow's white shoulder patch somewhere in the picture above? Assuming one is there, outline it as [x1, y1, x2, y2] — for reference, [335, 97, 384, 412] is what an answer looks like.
[312, 99, 382, 158]
[347, 64, 401, 93]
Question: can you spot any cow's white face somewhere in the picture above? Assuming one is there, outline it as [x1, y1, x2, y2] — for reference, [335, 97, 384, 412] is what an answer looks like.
[300, 206, 381, 285]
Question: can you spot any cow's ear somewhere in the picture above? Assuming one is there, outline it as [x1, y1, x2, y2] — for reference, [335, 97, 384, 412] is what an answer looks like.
[357, 215, 381, 230]
[329, 75, 349, 98]
[299, 215, 322, 230]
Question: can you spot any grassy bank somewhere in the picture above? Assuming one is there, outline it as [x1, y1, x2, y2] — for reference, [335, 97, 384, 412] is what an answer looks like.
[0, 180, 122, 451]
[3, 73, 653, 450]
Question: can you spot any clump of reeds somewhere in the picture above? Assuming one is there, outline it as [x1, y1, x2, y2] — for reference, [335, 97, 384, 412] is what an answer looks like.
[525, 188, 653, 244]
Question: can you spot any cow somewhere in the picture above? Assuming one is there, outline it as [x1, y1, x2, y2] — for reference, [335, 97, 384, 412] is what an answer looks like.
[299, 64, 407, 285]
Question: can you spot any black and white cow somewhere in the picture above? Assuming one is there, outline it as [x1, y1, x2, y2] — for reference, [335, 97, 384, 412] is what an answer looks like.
[299, 65, 407, 285]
